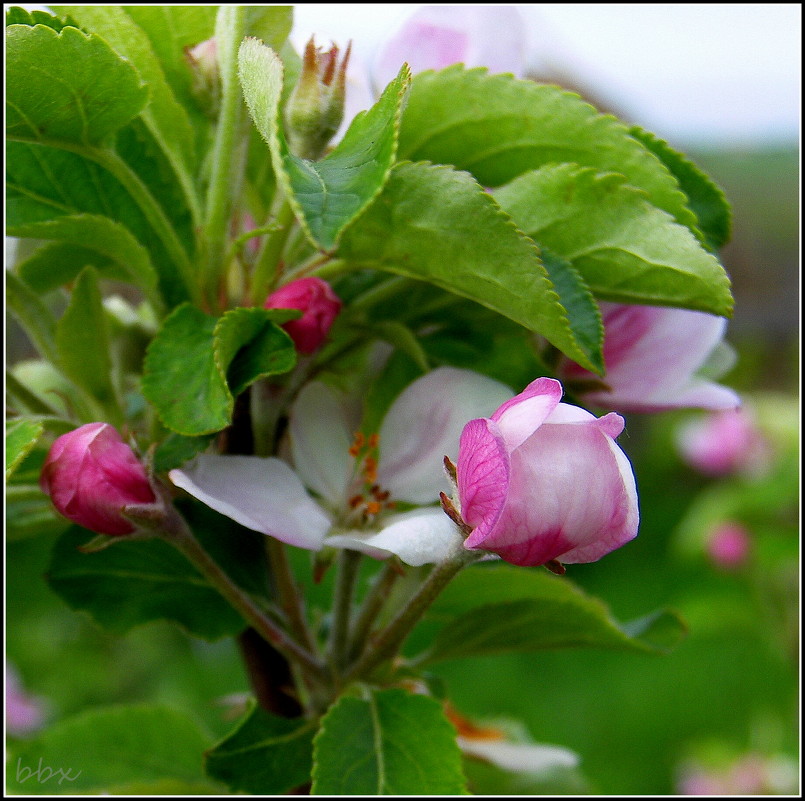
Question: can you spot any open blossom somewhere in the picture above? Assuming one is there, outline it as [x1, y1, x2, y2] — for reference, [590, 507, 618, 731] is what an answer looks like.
[264, 276, 342, 354]
[40, 423, 156, 536]
[170, 367, 513, 565]
[676, 407, 770, 477]
[558, 302, 740, 413]
[458, 377, 639, 567]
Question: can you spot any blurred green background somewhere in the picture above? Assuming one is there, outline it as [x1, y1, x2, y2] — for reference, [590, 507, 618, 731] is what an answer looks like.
[7, 138, 798, 795]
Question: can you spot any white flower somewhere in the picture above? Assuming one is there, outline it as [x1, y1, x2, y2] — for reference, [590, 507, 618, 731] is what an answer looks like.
[170, 367, 513, 565]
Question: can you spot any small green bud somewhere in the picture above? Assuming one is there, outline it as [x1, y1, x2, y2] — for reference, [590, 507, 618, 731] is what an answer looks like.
[285, 36, 352, 160]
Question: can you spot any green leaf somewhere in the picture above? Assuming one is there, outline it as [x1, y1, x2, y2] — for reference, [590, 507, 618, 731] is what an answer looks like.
[15, 241, 116, 294]
[55, 267, 119, 419]
[630, 125, 732, 251]
[153, 432, 216, 473]
[239, 38, 410, 250]
[311, 688, 468, 795]
[6, 705, 212, 794]
[399, 66, 699, 231]
[410, 564, 687, 663]
[6, 269, 59, 362]
[6, 418, 45, 480]
[53, 5, 197, 190]
[6, 142, 173, 305]
[337, 160, 600, 372]
[5, 6, 78, 31]
[493, 163, 733, 317]
[142, 305, 297, 436]
[6, 22, 149, 146]
[205, 701, 317, 794]
[244, 5, 293, 50]
[539, 248, 604, 375]
[46, 510, 269, 640]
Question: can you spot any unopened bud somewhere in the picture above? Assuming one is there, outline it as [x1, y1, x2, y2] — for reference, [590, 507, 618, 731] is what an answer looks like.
[285, 37, 351, 159]
[40, 423, 158, 536]
[264, 276, 342, 354]
[185, 37, 220, 117]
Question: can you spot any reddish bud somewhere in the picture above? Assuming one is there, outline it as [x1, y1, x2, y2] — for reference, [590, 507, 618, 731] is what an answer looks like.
[264, 277, 341, 354]
[40, 423, 156, 536]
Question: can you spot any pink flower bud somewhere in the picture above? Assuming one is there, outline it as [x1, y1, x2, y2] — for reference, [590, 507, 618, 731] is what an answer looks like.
[558, 303, 740, 413]
[706, 522, 751, 569]
[457, 377, 639, 567]
[676, 408, 770, 477]
[40, 423, 156, 536]
[264, 277, 342, 355]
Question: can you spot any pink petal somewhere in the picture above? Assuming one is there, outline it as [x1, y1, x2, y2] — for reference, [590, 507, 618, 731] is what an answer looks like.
[377, 367, 513, 504]
[491, 377, 563, 451]
[470, 421, 638, 566]
[170, 454, 330, 550]
[459, 418, 510, 547]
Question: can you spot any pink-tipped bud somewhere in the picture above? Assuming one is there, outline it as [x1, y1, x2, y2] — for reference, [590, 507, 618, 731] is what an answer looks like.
[285, 36, 352, 159]
[40, 423, 156, 536]
[264, 277, 342, 354]
[185, 37, 220, 117]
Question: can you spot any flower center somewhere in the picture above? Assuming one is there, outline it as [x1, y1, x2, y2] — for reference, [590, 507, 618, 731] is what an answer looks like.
[344, 431, 396, 526]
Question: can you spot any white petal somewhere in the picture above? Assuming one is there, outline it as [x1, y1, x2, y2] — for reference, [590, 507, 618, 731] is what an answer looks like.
[169, 454, 330, 550]
[458, 737, 580, 774]
[290, 381, 358, 507]
[378, 367, 513, 504]
[325, 509, 463, 566]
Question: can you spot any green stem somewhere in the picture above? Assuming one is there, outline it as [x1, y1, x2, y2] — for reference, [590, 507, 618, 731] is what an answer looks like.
[266, 538, 318, 655]
[250, 197, 297, 303]
[158, 506, 329, 684]
[346, 561, 401, 663]
[342, 549, 480, 684]
[203, 5, 248, 310]
[327, 549, 363, 672]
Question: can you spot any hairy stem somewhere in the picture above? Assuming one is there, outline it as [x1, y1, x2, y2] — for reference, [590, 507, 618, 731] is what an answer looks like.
[327, 549, 363, 673]
[342, 549, 479, 684]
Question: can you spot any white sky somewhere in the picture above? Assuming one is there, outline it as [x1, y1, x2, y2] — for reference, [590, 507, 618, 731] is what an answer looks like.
[292, 3, 801, 143]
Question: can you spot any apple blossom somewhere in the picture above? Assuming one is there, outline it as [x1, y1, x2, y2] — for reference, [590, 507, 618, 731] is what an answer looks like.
[676, 408, 770, 477]
[170, 367, 513, 565]
[264, 276, 342, 354]
[706, 522, 751, 569]
[40, 423, 156, 536]
[457, 377, 639, 567]
[558, 302, 740, 413]
[371, 5, 527, 94]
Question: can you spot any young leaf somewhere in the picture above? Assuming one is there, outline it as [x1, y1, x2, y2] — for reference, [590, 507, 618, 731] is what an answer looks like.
[142, 305, 297, 436]
[238, 38, 410, 250]
[630, 125, 732, 251]
[46, 514, 269, 640]
[311, 688, 468, 795]
[6, 705, 213, 794]
[408, 564, 687, 663]
[337, 160, 603, 373]
[6, 22, 149, 146]
[55, 267, 120, 421]
[205, 702, 317, 794]
[5, 6, 79, 31]
[6, 419, 44, 480]
[399, 67, 699, 233]
[493, 163, 733, 317]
